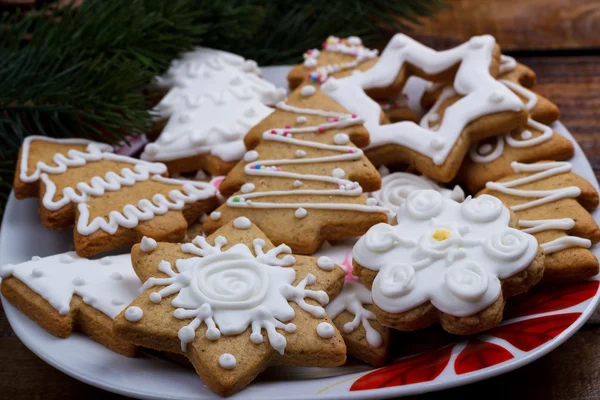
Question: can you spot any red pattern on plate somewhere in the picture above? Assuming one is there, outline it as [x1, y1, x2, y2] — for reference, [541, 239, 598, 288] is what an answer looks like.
[486, 313, 580, 352]
[507, 281, 599, 319]
[350, 345, 453, 391]
[454, 340, 513, 375]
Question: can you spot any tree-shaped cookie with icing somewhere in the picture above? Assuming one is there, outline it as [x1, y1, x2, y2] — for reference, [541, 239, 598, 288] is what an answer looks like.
[14, 136, 218, 257]
[480, 161, 600, 283]
[202, 84, 388, 255]
[114, 218, 346, 396]
[352, 190, 544, 335]
[142, 48, 286, 176]
[0, 253, 140, 356]
[322, 34, 530, 183]
[315, 238, 391, 366]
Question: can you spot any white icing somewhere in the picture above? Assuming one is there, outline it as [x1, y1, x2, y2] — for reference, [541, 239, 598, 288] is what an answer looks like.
[485, 162, 581, 211]
[144, 48, 286, 164]
[300, 85, 316, 96]
[321, 35, 524, 165]
[76, 175, 215, 235]
[499, 55, 517, 75]
[125, 306, 144, 322]
[353, 190, 538, 317]
[225, 101, 387, 216]
[370, 172, 464, 221]
[518, 218, 591, 254]
[469, 80, 552, 164]
[218, 353, 237, 369]
[317, 256, 335, 271]
[233, 216, 251, 229]
[1, 252, 140, 318]
[241, 183, 255, 193]
[295, 207, 307, 219]
[296, 116, 307, 124]
[244, 150, 259, 162]
[142, 236, 329, 354]
[210, 211, 221, 220]
[304, 36, 378, 83]
[316, 322, 335, 338]
[140, 236, 157, 252]
[333, 133, 350, 145]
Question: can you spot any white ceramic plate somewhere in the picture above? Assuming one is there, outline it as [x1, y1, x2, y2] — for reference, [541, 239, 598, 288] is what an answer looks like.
[2, 66, 599, 399]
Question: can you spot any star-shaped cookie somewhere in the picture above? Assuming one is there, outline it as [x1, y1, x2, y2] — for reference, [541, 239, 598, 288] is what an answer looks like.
[114, 218, 347, 396]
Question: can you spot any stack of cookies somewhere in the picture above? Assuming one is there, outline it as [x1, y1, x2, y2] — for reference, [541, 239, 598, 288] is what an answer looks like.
[2, 35, 598, 397]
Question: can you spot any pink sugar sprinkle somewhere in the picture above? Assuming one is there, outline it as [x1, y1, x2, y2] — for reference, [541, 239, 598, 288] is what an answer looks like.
[318, 127, 324, 133]
[351, 114, 357, 118]
[270, 130, 276, 134]
[347, 149, 354, 153]
[285, 125, 291, 129]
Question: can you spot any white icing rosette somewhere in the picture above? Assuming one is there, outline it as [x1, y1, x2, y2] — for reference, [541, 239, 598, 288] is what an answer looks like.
[483, 228, 533, 262]
[405, 190, 444, 220]
[461, 194, 504, 222]
[444, 262, 489, 302]
[353, 189, 538, 317]
[195, 258, 269, 309]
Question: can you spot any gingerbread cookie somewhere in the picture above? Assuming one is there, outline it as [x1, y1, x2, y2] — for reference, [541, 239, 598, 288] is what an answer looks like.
[370, 170, 464, 222]
[315, 239, 391, 366]
[202, 84, 388, 255]
[498, 55, 536, 88]
[142, 48, 286, 176]
[14, 136, 219, 257]
[0, 252, 140, 356]
[322, 34, 528, 183]
[481, 161, 600, 283]
[379, 93, 419, 123]
[353, 190, 544, 335]
[114, 218, 346, 396]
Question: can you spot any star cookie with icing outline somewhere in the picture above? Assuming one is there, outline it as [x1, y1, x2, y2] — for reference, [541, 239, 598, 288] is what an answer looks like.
[0, 252, 141, 356]
[202, 83, 388, 255]
[14, 136, 219, 257]
[322, 34, 531, 183]
[480, 161, 600, 283]
[114, 218, 346, 396]
[352, 190, 544, 335]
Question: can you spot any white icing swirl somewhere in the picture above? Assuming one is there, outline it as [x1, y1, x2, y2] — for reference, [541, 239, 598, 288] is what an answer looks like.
[445, 263, 489, 302]
[364, 223, 401, 253]
[405, 190, 443, 220]
[376, 264, 416, 298]
[484, 229, 531, 262]
[461, 195, 503, 222]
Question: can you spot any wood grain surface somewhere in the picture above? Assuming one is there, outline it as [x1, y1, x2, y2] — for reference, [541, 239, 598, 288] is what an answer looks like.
[410, 0, 600, 50]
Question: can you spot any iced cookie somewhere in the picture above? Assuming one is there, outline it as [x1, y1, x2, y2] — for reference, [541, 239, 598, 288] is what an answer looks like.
[315, 239, 391, 366]
[142, 47, 286, 176]
[380, 94, 419, 123]
[370, 171, 464, 222]
[0, 252, 141, 356]
[322, 34, 528, 183]
[202, 84, 388, 255]
[14, 136, 218, 257]
[353, 190, 544, 335]
[480, 161, 600, 283]
[114, 219, 346, 396]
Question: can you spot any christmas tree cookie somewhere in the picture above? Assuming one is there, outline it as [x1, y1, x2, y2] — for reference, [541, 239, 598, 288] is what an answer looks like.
[202, 84, 388, 255]
[114, 218, 346, 396]
[480, 161, 600, 283]
[14, 136, 218, 256]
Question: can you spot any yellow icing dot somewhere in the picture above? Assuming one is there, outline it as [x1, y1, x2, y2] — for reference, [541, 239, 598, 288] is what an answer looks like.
[432, 229, 451, 241]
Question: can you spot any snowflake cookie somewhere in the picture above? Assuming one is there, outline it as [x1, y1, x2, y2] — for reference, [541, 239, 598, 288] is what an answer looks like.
[352, 190, 544, 335]
[114, 218, 346, 396]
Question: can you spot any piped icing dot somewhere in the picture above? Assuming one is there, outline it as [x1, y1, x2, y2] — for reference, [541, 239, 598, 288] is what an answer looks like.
[31, 256, 41, 261]
[478, 143, 493, 154]
[293, 180, 303, 188]
[244, 150, 259, 162]
[521, 130, 533, 140]
[489, 92, 504, 103]
[332, 168, 345, 178]
[110, 272, 123, 280]
[241, 183, 255, 194]
[333, 133, 350, 145]
[295, 150, 307, 158]
[316, 322, 335, 338]
[430, 138, 444, 150]
[72, 277, 85, 286]
[59, 254, 75, 264]
[295, 207, 307, 219]
[210, 211, 221, 220]
[233, 217, 251, 229]
[140, 236, 157, 253]
[31, 268, 44, 278]
[317, 256, 335, 271]
[366, 198, 378, 206]
[111, 298, 124, 306]
[125, 306, 144, 322]
[300, 86, 316, 97]
[99, 256, 112, 265]
[218, 353, 237, 370]
[296, 116, 307, 124]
